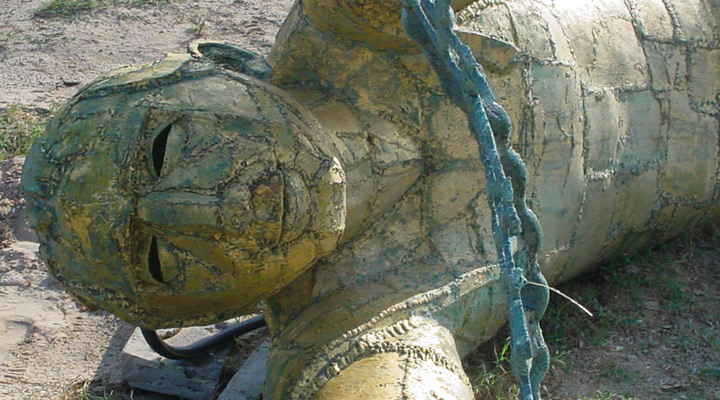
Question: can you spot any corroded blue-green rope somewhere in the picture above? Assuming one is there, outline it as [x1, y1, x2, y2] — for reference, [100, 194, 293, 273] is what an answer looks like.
[401, 1, 550, 399]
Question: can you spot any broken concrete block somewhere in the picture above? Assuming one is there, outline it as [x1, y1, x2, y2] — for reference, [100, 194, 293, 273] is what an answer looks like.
[218, 341, 269, 400]
[120, 326, 229, 400]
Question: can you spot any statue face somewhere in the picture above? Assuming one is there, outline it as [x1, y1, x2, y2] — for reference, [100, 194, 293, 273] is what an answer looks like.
[22, 55, 346, 328]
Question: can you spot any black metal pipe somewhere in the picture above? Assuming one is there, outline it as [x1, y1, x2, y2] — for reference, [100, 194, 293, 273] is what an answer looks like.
[140, 314, 267, 360]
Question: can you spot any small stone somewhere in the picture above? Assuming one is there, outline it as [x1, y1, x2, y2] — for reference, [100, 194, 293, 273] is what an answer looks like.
[625, 264, 639, 274]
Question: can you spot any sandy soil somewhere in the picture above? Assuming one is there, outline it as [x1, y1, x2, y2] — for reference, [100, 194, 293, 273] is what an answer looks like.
[1, 1, 718, 399]
[0, 1, 292, 399]
[0, 0, 292, 109]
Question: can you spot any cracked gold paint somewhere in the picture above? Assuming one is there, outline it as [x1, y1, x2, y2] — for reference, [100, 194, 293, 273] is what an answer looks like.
[266, 1, 720, 398]
[21, 0, 720, 399]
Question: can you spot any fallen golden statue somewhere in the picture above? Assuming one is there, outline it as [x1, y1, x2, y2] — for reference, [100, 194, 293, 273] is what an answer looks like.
[21, 0, 720, 398]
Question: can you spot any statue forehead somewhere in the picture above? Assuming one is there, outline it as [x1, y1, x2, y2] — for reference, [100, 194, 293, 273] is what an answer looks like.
[39, 55, 301, 184]
[75, 57, 281, 120]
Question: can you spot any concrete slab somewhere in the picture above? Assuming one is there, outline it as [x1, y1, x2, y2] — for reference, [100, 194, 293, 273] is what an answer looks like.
[218, 341, 269, 400]
[121, 326, 230, 400]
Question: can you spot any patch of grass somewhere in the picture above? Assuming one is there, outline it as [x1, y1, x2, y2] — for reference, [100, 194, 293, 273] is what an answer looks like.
[56, 380, 132, 400]
[0, 24, 29, 52]
[540, 238, 697, 352]
[188, 14, 207, 37]
[464, 334, 521, 400]
[598, 360, 632, 382]
[0, 106, 49, 161]
[542, 281, 617, 349]
[579, 391, 635, 400]
[472, 369, 518, 400]
[468, 229, 720, 398]
[82, 390, 126, 400]
[114, 0, 169, 6]
[35, 0, 98, 18]
[701, 366, 720, 382]
[35, 0, 168, 19]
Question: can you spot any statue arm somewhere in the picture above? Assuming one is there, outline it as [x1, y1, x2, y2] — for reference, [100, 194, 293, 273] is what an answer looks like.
[312, 349, 474, 400]
[268, 316, 476, 400]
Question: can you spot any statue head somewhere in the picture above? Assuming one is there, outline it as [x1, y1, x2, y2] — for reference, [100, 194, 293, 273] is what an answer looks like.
[21, 54, 346, 328]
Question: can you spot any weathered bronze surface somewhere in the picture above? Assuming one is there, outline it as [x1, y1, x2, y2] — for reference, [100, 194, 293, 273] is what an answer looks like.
[22, 0, 720, 398]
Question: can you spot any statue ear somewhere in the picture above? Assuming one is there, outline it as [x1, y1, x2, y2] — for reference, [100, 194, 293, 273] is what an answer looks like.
[188, 40, 273, 80]
[456, 30, 520, 74]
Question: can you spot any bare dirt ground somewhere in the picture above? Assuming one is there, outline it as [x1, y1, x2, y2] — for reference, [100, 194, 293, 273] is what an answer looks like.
[1, 0, 291, 109]
[0, 1, 719, 399]
[0, 1, 292, 399]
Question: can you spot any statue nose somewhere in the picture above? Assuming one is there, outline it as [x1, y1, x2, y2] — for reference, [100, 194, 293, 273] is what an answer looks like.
[137, 192, 237, 231]
[136, 172, 284, 241]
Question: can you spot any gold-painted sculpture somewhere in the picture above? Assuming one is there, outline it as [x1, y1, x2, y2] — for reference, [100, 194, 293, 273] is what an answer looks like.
[21, 0, 720, 398]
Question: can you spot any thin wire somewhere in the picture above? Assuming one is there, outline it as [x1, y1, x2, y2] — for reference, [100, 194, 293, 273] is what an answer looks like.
[524, 281, 594, 317]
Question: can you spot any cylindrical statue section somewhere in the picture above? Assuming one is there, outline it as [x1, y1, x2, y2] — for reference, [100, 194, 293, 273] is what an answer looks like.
[265, 0, 719, 398]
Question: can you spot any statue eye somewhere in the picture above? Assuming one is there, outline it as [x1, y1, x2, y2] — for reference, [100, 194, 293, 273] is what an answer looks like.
[151, 124, 172, 177]
[148, 236, 165, 283]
